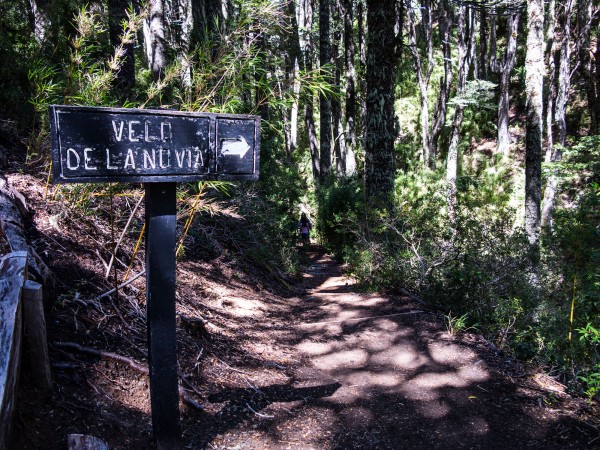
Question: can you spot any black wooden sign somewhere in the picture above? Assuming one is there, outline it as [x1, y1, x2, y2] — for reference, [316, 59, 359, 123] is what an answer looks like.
[49, 105, 260, 183]
[48, 105, 261, 449]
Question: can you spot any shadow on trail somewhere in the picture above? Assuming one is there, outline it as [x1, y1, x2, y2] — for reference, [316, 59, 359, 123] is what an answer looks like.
[248, 245, 598, 449]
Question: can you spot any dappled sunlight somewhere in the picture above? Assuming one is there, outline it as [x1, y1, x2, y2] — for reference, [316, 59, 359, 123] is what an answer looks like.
[312, 348, 370, 370]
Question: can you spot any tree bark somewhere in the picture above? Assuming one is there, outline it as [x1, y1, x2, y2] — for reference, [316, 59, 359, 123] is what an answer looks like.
[447, 3, 469, 224]
[542, 0, 573, 230]
[145, 0, 168, 81]
[357, 0, 367, 156]
[544, 0, 557, 164]
[495, 11, 520, 157]
[525, 0, 544, 262]
[407, 0, 435, 169]
[342, 0, 357, 175]
[431, 0, 453, 153]
[365, 0, 398, 208]
[331, 4, 346, 176]
[555, 0, 574, 148]
[576, 0, 598, 133]
[300, 0, 320, 183]
[319, 0, 333, 183]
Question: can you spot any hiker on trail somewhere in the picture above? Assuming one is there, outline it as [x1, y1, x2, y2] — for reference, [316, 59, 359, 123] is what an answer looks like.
[298, 213, 312, 244]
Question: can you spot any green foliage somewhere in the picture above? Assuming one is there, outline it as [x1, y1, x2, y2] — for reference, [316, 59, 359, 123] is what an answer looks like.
[315, 178, 364, 258]
[445, 313, 477, 336]
[577, 324, 600, 400]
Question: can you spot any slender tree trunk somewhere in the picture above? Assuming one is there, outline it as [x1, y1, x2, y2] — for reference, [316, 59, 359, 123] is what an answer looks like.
[331, 12, 346, 176]
[319, 0, 333, 183]
[29, 0, 51, 44]
[357, 0, 367, 156]
[496, 12, 520, 157]
[542, 0, 574, 230]
[168, 0, 194, 89]
[525, 0, 544, 262]
[365, 0, 398, 208]
[300, 0, 320, 183]
[555, 0, 574, 148]
[407, 0, 434, 169]
[447, 3, 469, 224]
[479, 9, 488, 80]
[145, 0, 168, 81]
[576, 0, 598, 133]
[544, 0, 557, 163]
[281, 0, 303, 161]
[431, 0, 453, 153]
[343, 0, 357, 175]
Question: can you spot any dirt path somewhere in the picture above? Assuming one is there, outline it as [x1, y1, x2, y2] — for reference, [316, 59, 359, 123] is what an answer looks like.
[212, 246, 599, 449]
[11, 236, 600, 449]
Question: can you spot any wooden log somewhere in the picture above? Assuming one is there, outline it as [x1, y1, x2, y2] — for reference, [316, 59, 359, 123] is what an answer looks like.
[0, 251, 27, 450]
[0, 177, 51, 284]
[67, 434, 110, 450]
[22, 280, 52, 390]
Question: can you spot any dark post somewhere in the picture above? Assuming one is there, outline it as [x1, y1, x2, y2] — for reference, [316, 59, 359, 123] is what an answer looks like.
[145, 182, 181, 449]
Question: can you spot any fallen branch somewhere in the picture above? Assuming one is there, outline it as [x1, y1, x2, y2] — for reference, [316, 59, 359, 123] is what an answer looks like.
[105, 194, 144, 278]
[95, 269, 145, 301]
[246, 403, 274, 419]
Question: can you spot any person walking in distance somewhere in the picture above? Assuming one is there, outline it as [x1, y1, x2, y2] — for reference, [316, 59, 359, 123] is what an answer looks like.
[298, 212, 312, 245]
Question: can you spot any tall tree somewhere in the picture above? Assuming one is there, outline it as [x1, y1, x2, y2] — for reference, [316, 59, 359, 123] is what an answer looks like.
[144, 0, 168, 81]
[542, 0, 574, 229]
[300, 0, 320, 183]
[357, 0, 367, 156]
[319, 0, 333, 183]
[446, 3, 469, 224]
[576, 0, 599, 134]
[544, 0, 557, 163]
[407, 0, 435, 168]
[489, 7, 520, 157]
[431, 0, 453, 154]
[342, 0, 357, 175]
[365, 0, 398, 207]
[524, 0, 544, 261]
[331, 2, 346, 176]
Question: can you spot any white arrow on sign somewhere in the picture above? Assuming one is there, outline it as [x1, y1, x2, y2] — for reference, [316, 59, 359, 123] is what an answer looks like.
[220, 136, 251, 159]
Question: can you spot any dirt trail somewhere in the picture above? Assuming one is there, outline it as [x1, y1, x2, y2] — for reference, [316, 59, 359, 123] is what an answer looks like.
[219, 246, 598, 449]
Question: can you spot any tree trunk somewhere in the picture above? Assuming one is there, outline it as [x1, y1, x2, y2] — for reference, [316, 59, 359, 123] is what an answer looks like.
[287, 0, 303, 156]
[168, 0, 194, 89]
[365, 0, 398, 208]
[544, 0, 557, 163]
[319, 0, 333, 183]
[555, 0, 574, 148]
[407, 0, 434, 169]
[496, 12, 520, 157]
[108, 0, 136, 93]
[478, 10, 489, 79]
[576, 0, 598, 134]
[542, 0, 573, 230]
[145, 0, 168, 81]
[342, 0, 357, 175]
[331, 4, 345, 176]
[300, 0, 320, 183]
[447, 3, 468, 224]
[357, 0, 367, 157]
[29, 0, 52, 44]
[525, 0, 544, 262]
[431, 0, 453, 153]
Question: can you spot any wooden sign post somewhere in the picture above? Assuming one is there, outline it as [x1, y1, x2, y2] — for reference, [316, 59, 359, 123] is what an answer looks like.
[49, 105, 260, 449]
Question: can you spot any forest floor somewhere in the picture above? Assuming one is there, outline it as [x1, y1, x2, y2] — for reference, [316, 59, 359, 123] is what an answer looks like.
[5, 172, 600, 449]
